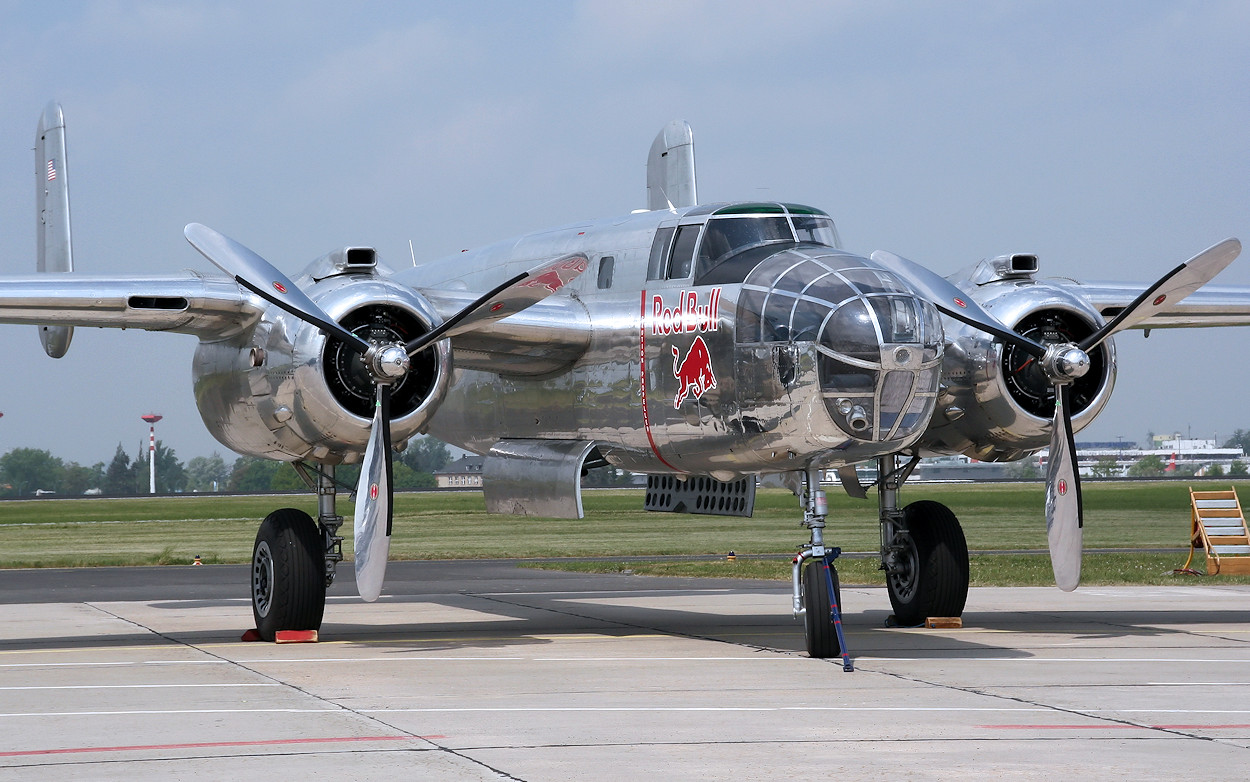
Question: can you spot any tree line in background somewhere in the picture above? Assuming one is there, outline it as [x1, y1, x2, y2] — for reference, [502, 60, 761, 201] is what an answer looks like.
[0, 437, 452, 498]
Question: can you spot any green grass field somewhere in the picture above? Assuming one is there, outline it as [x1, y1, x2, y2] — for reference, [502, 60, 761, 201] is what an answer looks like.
[1, 482, 1247, 586]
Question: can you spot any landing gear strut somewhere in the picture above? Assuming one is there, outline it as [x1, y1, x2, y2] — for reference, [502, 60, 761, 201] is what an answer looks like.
[791, 468, 853, 668]
[877, 454, 969, 626]
[249, 464, 339, 641]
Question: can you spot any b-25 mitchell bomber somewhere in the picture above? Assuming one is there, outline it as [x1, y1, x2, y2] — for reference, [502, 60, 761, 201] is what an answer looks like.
[4, 105, 1248, 657]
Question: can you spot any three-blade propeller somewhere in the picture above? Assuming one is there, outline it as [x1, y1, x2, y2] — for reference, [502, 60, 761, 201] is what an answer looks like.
[877, 239, 1241, 591]
[185, 223, 588, 601]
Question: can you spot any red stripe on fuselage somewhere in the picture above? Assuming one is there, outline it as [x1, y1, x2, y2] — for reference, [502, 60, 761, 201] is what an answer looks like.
[639, 290, 681, 473]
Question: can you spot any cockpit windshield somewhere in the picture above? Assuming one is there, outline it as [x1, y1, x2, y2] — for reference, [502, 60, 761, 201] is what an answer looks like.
[696, 217, 791, 275]
[689, 204, 841, 283]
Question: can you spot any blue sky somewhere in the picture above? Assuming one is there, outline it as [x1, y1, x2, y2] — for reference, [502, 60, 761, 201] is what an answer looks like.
[0, 1, 1248, 464]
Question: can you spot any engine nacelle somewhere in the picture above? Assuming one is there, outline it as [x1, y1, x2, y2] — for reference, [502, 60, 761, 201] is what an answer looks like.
[192, 256, 450, 464]
[914, 277, 1117, 461]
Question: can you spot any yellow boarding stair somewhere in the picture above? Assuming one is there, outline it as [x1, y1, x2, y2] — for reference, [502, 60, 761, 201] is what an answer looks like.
[1186, 487, 1250, 575]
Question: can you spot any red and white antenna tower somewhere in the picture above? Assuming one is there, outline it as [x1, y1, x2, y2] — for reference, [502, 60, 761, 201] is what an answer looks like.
[141, 414, 163, 494]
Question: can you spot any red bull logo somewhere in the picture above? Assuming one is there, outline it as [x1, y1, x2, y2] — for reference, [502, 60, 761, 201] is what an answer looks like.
[521, 257, 588, 294]
[672, 335, 717, 408]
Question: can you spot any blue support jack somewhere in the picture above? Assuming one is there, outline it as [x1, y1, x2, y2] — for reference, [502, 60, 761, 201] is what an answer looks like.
[822, 549, 854, 672]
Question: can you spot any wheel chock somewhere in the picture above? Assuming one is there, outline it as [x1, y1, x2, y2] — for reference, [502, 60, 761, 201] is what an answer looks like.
[239, 629, 320, 643]
[275, 630, 319, 644]
[924, 617, 963, 629]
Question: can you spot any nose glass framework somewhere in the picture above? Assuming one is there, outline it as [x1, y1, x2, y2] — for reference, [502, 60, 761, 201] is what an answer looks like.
[737, 249, 944, 442]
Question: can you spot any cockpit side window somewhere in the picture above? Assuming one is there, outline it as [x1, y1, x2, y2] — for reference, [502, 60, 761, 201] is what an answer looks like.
[646, 226, 675, 281]
[666, 224, 701, 279]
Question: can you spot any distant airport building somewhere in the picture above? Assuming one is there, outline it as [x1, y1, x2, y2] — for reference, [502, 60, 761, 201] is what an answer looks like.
[822, 433, 1246, 486]
[1043, 434, 1245, 477]
[434, 456, 485, 488]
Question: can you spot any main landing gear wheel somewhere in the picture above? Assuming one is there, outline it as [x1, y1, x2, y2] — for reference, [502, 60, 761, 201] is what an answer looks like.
[801, 559, 843, 658]
[886, 500, 969, 627]
[251, 508, 327, 641]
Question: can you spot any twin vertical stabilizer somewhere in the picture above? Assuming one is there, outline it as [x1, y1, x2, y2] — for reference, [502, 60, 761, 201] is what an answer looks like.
[36, 101, 74, 357]
[646, 120, 697, 211]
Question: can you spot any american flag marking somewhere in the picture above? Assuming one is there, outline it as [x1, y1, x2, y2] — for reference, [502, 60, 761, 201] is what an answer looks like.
[46, 159, 56, 181]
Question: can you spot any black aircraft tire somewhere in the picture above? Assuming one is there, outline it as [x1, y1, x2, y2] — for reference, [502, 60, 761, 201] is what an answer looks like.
[251, 508, 326, 641]
[802, 559, 843, 659]
[887, 500, 969, 626]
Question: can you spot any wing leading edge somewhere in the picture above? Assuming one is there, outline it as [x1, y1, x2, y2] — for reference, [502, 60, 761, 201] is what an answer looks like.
[1069, 278, 1250, 329]
[0, 273, 261, 340]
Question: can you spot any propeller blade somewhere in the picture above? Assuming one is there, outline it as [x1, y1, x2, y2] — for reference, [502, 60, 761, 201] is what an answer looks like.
[1079, 238, 1241, 351]
[184, 223, 369, 354]
[1045, 384, 1083, 592]
[405, 253, 589, 356]
[870, 250, 1047, 357]
[352, 385, 393, 602]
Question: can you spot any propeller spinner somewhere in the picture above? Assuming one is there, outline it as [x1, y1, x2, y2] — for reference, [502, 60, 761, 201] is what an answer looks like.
[185, 223, 588, 601]
[879, 239, 1241, 591]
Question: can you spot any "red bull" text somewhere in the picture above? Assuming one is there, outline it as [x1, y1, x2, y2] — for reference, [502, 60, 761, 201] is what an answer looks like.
[651, 287, 721, 335]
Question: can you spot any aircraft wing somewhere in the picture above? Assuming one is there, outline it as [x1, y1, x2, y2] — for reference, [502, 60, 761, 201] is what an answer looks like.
[0, 262, 588, 372]
[0, 273, 261, 339]
[1061, 279, 1250, 329]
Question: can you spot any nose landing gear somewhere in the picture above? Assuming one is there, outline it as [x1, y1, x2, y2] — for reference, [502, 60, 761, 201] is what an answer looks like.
[791, 468, 853, 669]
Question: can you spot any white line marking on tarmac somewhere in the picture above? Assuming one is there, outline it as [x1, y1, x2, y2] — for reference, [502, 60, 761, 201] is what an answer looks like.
[0, 709, 342, 717]
[1145, 674, 1250, 679]
[364, 707, 1053, 713]
[1, 705, 1246, 719]
[0, 660, 228, 669]
[856, 657, 1250, 663]
[233, 655, 1248, 665]
[0, 683, 280, 690]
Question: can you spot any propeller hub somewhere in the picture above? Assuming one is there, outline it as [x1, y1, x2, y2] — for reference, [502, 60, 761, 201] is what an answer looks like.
[368, 343, 411, 383]
[1043, 344, 1091, 382]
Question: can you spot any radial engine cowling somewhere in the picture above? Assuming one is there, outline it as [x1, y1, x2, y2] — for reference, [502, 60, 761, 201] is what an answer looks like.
[914, 280, 1116, 462]
[193, 265, 450, 464]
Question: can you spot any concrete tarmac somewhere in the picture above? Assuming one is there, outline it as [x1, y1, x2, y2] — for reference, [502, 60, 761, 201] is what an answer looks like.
[0, 561, 1247, 780]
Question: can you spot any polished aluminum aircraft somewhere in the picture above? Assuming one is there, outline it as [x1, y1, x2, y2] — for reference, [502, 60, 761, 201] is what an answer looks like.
[5, 106, 1249, 656]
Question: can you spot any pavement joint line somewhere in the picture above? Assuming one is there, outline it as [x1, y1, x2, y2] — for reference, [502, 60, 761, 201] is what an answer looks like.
[873, 659, 1234, 745]
[69, 605, 457, 752]
[71, 604, 532, 779]
[979, 723, 1250, 730]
